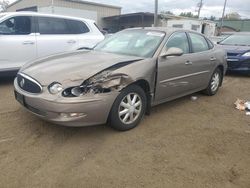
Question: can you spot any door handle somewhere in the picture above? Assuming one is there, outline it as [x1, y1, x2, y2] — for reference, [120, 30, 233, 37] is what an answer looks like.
[22, 41, 34, 45]
[185, 61, 193, 65]
[210, 57, 217, 61]
[67, 40, 76, 44]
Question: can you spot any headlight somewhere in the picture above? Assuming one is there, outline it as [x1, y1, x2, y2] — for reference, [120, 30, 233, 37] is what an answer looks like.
[242, 52, 250, 57]
[62, 84, 105, 97]
[48, 82, 63, 94]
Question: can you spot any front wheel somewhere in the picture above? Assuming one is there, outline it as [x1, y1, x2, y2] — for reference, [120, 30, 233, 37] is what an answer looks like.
[109, 85, 147, 131]
[204, 68, 222, 96]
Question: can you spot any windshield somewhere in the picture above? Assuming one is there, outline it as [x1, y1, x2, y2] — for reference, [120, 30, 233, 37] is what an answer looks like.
[94, 30, 165, 58]
[220, 34, 250, 46]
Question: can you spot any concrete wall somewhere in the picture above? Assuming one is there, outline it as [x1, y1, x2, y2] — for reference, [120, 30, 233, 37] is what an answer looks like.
[6, 0, 121, 28]
[216, 20, 250, 32]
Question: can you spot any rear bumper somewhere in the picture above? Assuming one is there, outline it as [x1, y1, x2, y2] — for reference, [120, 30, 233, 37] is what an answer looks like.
[14, 78, 119, 127]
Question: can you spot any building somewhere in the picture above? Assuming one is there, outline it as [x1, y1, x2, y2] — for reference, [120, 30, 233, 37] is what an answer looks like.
[103, 12, 216, 36]
[103, 12, 155, 33]
[163, 18, 216, 37]
[6, 0, 121, 28]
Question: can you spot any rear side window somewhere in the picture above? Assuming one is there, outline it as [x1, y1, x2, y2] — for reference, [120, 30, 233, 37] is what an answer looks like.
[37, 17, 70, 34]
[0, 16, 31, 35]
[189, 33, 209, 53]
[66, 19, 90, 34]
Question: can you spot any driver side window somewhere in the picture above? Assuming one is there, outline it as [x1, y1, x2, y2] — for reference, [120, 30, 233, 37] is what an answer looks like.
[166, 32, 190, 54]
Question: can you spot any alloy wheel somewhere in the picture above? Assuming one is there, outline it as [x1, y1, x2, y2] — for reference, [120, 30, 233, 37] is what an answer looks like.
[118, 93, 142, 125]
[211, 72, 220, 92]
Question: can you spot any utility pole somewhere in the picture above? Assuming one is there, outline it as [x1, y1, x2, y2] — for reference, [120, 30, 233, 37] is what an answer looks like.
[220, 0, 228, 28]
[154, 0, 158, 27]
[197, 0, 203, 18]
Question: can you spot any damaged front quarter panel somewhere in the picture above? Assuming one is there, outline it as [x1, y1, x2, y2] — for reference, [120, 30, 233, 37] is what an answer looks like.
[89, 72, 133, 90]
[62, 60, 141, 97]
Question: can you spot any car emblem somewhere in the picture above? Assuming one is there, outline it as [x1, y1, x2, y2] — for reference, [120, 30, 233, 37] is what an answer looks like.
[20, 78, 25, 88]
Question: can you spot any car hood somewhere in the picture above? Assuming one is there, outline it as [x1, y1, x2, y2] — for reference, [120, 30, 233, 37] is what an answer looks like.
[218, 44, 250, 54]
[21, 50, 143, 86]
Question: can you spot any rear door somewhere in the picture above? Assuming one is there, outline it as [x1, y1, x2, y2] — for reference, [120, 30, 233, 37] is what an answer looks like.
[35, 16, 79, 59]
[187, 32, 215, 87]
[155, 31, 213, 103]
[0, 16, 36, 70]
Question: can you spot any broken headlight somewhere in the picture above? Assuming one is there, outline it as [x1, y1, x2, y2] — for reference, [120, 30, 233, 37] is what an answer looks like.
[62, 84, 109, 97]
[62, 74, 125, 97]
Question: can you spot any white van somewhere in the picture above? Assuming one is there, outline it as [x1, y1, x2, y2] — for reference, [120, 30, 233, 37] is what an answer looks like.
[0, 12, 104, 75]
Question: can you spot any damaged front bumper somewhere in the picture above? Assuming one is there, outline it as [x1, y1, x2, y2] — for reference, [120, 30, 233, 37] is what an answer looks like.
[14, 78, 119, 127]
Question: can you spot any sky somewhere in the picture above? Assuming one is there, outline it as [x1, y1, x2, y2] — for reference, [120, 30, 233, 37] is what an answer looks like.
[2, 0, 250, 19]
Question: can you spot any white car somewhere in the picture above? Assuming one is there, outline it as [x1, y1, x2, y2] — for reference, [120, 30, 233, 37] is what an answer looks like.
[0, 12, 104, 75]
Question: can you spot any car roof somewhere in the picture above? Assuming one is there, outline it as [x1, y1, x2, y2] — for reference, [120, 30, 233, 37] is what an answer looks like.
[0, 12, 95, 23]
[123, 27, 203, 35]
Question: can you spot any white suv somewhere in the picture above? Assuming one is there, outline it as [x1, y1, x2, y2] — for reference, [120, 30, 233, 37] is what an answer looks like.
[0, 12, 104, 75]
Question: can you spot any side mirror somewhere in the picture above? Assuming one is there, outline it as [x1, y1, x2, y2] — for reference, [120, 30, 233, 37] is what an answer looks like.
[160, 47, 183, 58]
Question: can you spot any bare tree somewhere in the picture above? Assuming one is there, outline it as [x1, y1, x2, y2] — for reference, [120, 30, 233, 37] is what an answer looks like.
[0, 0, 9, 12]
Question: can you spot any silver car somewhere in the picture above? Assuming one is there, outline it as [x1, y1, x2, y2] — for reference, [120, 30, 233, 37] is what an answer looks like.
[14, 28, 227, 131]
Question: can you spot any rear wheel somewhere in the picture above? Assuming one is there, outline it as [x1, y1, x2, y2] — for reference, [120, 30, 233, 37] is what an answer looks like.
[109, 85, 146, 131]
[204, 68, 222, 96]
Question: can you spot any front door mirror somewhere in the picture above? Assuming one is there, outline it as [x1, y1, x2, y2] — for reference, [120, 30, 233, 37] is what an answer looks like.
[160, 47, 184, 58]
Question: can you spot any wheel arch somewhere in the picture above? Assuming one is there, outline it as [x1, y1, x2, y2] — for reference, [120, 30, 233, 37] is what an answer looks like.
[217, 65, 224, 86]
[133, 79, 151, 115]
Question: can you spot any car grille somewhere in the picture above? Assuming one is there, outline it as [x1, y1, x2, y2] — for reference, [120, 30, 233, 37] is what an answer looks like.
[17, 73, 42, 94]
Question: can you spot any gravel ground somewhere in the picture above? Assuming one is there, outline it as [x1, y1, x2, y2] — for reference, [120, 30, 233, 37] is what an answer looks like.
[0, 75, 250, 188]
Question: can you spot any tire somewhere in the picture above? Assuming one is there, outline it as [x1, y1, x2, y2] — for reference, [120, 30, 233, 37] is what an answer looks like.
[204, 68, 222, 96]
[109, 84, 147, 131]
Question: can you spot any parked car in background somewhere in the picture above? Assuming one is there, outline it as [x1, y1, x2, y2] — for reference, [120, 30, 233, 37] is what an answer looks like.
[0, 12, 104, 76]
[218, 32, 250, 74]
[14, 28, 227, 131]
[209, 32, 235, 44]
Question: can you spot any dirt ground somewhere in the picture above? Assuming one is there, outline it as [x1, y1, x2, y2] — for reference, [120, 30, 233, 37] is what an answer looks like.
[0, 75, 250, 188]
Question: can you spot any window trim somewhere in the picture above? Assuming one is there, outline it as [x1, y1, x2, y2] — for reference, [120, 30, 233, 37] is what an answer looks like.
[206, 38, 214, 50]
